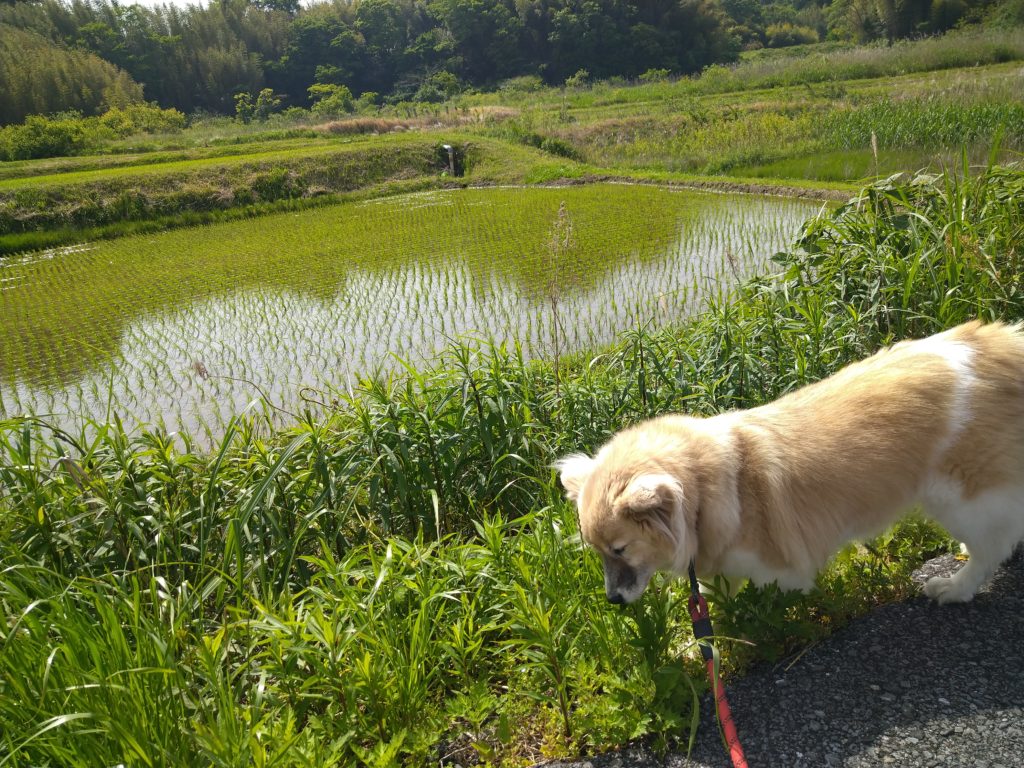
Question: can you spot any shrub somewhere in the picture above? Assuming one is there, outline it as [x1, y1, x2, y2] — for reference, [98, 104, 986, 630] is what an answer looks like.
[97, 103, 187, 137]
[413, 71, 463, 103]
[234, 92, 256, 123]
[0, 104, 187, 160]
[309, 83, 355, 117]
[499, 75, 545, 94]
[765, 23, 820, 47]
[565, 69, 590, 89]
[0, 114, 95, 160]
[355, 92, 381, 113]
[279, 106, 312, 122]
[988, 0, 1024, 25]
[638, 68, 672, 83]
[254, 88, 283, 121]
[540, 136, 580, 159]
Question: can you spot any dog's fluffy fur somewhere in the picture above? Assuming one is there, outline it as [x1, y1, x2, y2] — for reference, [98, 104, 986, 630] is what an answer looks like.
[558, 320, 1024, 605]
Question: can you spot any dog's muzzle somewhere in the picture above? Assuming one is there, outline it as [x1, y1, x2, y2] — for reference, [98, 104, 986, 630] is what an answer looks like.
[602, 553, 642, 604]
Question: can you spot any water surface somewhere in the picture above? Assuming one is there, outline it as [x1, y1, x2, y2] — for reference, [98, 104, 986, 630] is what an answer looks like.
[0, 184, 824, 442]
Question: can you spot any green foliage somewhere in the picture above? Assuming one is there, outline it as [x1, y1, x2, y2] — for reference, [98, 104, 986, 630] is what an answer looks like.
[97, 103, 187, 136]
[0, 0, 1017, 124]
[638, 68, 672, 82]
[413, 70, 463, 103]
[989, 0, 1024, 24]
[0, 114, 92, 161]
[0, 135, 459, 240]
[308, 83, 355, 116]
[0, 104, 185, 161]
[564, 68, 591, 89]
[0, 446, 695, 765]
[822, 98, 1024, 150]
[765, 22, 820, 47]
[500, 74, 545, 93]
[485, 40, 1023, 177]
[0, 24, 144, 126]
[487, 115, 585, 160]
[236, 88, 286, 124]
[1, 0, 741, 118]
[1, 164, 1022, 764]
[355, 91, 382, 113]
[255, 88, 283, 121]
[235, 92, 255, 123]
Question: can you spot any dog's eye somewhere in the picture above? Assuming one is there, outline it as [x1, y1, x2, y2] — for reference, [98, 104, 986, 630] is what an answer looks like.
[611, 546, 626, 557]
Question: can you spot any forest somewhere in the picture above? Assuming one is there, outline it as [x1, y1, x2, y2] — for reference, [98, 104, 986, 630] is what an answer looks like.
[2, 0, 1020, 124]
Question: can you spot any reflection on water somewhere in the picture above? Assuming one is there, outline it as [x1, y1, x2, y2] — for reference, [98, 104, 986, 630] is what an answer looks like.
[0, 186, 823, 444]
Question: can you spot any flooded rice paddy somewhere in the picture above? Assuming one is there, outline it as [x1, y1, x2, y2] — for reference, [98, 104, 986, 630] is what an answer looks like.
[0, 184, 823, 443]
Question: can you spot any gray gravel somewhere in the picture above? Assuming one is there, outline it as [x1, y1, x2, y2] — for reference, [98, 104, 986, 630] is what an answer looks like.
[542, 550, 1024, 768]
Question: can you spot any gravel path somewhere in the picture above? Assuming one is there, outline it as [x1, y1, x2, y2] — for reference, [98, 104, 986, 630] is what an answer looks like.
[543, 550, 1024, 768]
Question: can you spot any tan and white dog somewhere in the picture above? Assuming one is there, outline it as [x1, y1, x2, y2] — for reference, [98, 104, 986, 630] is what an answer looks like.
[558, 320, 1024, 605]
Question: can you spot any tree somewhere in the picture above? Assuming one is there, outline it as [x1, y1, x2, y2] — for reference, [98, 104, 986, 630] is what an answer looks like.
[254, 87, 281, 119]
[355, 0, 413, 93]
[308, 82, 354, 115]
[251, 0, 301, 14]
[430, 0, 523, 83]
[266, 10, 354, 106]
[0, 23, 144, 125]
[234, 90, 255, 122]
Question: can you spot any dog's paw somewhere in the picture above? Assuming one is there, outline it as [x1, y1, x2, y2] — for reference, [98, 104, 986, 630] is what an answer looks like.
[923, 574, 976, 604]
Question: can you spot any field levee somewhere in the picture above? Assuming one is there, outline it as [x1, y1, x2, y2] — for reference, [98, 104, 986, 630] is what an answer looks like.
[0, 135, 466, 251]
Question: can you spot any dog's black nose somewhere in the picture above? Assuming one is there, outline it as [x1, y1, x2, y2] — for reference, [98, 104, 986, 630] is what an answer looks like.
[607, 592, 625, 604]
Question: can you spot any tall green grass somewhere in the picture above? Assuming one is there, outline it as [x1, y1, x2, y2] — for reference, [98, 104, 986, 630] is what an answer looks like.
[823, 99, 1024, 150]
[537, 77, 1023, 176]
[1, 163, 1022, 765]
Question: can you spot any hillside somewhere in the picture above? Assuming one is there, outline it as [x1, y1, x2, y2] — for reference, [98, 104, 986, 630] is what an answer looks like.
[1, 0, 1021, 122]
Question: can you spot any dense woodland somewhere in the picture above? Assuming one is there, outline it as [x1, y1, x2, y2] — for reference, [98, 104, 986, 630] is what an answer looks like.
[0, 0, 1020, 124]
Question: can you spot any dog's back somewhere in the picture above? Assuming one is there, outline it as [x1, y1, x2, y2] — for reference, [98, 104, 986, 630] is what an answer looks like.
[560, 320, 1024, 605]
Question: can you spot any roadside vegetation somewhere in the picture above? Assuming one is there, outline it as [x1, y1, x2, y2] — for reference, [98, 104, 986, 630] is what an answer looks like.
[2, 161, 1021, 766]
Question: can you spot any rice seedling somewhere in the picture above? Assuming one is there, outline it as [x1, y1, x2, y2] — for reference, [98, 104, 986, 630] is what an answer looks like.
[0, 184, 821, 444]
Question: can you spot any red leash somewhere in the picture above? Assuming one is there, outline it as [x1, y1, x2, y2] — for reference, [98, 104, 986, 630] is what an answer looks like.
[688, 562, 749, 768]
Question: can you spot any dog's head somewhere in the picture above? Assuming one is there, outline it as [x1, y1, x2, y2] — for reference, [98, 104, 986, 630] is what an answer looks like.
[557, 443, 693, 604]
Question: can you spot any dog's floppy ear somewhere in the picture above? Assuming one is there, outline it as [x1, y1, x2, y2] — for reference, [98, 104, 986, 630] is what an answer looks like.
[556, 454, 596, 502]
[616, 474, 683, 545]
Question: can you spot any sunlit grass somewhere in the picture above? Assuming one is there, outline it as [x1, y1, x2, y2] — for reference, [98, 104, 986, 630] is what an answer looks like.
[480, 61, 1023, 178]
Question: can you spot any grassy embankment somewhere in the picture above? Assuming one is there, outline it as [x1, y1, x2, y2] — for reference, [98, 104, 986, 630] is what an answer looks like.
[2, 163, 1022, 766]
[2, 26, 1022, 255]
[0, 133, 563, 256]
[471, 42, 1024, 180]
